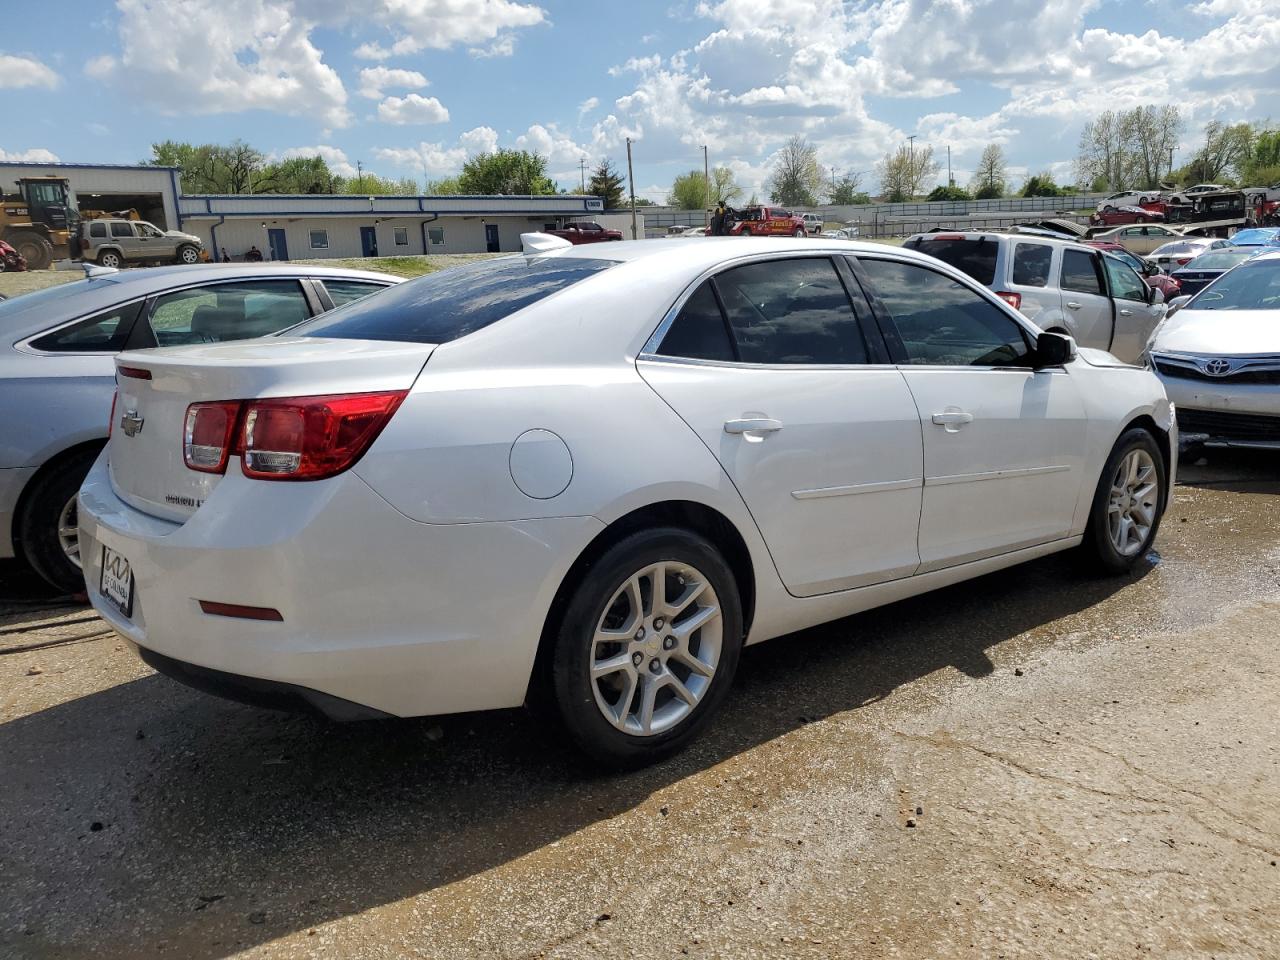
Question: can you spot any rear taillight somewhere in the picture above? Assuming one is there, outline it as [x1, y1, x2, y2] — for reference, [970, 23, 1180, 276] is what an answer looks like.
[184, 401, 242, 474]
[1177, 258, 1192, 265]
[995, 291, 1022, 310]
[241, 392, 406, 480]
[80, 238, 90, 252]
[181, 391, 406, 481]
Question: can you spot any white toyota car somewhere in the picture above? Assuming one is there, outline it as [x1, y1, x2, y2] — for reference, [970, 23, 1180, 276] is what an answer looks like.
[80, 236, 1175, 766]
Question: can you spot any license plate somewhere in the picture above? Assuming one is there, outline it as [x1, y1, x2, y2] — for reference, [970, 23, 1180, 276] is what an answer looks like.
[100, 545, 134, 619]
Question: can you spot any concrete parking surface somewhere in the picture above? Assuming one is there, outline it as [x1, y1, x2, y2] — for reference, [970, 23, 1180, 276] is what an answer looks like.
[1, 452, 1278, 959]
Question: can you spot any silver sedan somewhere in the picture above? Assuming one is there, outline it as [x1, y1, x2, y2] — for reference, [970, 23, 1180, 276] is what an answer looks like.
[0, 263, 399, 592]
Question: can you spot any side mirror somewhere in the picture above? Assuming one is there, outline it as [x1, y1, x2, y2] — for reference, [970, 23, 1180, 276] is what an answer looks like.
[1148, 286, 1166, 305]
[1166, 294, 1191, 316]
[1034, 330, 1076, 368]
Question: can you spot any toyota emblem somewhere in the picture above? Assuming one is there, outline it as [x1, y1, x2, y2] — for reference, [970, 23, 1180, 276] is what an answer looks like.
[1201, 358, 1232, 377]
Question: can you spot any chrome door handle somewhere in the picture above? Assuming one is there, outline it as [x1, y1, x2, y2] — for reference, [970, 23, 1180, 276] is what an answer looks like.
[724, 417, 783, 435]
[1119, 308, 1133, 316]
[1066, 301, 1082, 310]
[932, 411, 974, 432]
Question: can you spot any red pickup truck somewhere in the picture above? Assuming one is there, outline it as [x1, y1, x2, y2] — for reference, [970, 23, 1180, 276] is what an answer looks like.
[545, 221, 623, 243]
[729, 206, 807, 237]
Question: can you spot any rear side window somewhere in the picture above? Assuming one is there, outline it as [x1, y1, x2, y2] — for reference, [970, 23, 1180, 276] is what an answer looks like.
[902, 237, 997, 285]
[1061, 249, 1104, 295]
[714, 257, 867, 365]
[322, 279, 389, 307]
[295, 257, 614, 344]
[147, 280, 312, 346]
[1012, 243, 1052, 287]
[30, 301, 142, 352]
[656, 282, 735, 362]
[89, 221, 107, 238]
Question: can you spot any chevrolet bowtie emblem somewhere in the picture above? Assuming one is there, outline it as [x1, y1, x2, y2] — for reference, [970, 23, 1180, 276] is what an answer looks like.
[120, 409, 145, 437]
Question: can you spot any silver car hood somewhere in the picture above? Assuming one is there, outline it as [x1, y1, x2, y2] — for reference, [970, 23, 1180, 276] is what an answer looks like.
[163, 230, 202, 243]
[1152, 308, 1280, 355]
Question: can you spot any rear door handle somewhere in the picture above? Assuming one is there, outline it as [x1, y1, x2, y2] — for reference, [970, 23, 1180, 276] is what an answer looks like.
[724, 417, 783, 435]
[1119, 308, 1133, 316]
[1065, 301, 1082, 310]
[932, 411, 974, 432]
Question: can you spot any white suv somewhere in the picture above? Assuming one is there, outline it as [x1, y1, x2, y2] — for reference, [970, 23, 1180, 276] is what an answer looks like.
[904, 231, 1167, 363]
[800, 213, 824, 235]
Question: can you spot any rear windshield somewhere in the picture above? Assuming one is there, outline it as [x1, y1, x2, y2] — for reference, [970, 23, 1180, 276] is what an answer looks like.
[902, 237, 997, 285]
[294, 256, 614, 344]
[1184, 251, 1254, 271]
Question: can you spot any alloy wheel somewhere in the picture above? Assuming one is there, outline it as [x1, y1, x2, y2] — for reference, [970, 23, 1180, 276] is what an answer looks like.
[1108, 448, 1158, 557]
[589, 561, 723, 736]
[57, 494, 81, 569]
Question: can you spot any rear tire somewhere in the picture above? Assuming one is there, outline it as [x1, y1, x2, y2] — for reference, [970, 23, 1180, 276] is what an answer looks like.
[793, 227, 805, 237]
[19, 449, 100, 595]
[547, 527, 743, 768]
[176, 244, 200, 265]
[10, 231, 52, 270]
[97, 249, 122, 269]
[1081, 429, 1167, 575]
[740, 227, 753, 236]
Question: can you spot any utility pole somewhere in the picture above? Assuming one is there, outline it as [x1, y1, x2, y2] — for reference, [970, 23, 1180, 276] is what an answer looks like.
[947, 145, 953, 187]
[703, 144, 710, 230]
[906, 135, 918, 198]
[579, 157, 587, 193]
[626, 137, 638, 240]
[831, 166, 836, 196]
[356, 160, 364, 194]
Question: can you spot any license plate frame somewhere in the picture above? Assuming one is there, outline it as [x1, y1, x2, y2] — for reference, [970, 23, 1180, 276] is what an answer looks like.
[100, 545, 134, 619]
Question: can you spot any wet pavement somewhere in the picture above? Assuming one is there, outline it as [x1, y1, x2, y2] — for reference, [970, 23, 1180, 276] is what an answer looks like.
[1, 450, 1278, 959]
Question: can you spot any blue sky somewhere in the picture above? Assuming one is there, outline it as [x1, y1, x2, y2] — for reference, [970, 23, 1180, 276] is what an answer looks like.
[2, 0, 1277, 201]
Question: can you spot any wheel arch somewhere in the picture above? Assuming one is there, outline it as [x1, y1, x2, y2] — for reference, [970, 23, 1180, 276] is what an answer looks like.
[11, 439, 106, 554]
[527, 499, 757, 702]
[1118, 413, 1173, 509]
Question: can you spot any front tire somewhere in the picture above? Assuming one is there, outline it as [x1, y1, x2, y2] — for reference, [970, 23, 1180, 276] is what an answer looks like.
[19, 449, 100, 594]
[176, 244, 200, 264]
[97, 250, 122, 269]
[548, 528, 743, 767]
[1081, 429, 1166, 574]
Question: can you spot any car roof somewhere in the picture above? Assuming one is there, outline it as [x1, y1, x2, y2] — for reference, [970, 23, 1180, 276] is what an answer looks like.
[551, 235, 947, 270]
[904, 230, 1088, 250]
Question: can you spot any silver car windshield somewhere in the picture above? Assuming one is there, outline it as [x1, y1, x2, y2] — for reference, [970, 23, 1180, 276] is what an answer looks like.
[1189, 259, 1280, 310]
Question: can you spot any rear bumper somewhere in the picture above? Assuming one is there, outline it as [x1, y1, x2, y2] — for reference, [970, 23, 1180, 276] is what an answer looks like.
[78, 454, 604, 717]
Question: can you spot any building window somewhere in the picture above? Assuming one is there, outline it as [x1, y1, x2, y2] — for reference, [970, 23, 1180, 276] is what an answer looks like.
[309, 229, 329, 249]
[394, 227, 408, 246]
[428, 228, 445, 246]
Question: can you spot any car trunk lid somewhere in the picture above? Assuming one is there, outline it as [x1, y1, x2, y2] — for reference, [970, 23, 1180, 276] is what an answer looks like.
[108, 337, 435, 521]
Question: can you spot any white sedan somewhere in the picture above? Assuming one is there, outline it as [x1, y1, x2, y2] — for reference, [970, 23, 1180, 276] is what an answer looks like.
[1148, 250, 1280, 448]
[79, 236, 1175, 766]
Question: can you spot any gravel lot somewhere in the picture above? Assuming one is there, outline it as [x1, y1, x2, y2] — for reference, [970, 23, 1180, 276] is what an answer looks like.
[1, 451, 1277, 959]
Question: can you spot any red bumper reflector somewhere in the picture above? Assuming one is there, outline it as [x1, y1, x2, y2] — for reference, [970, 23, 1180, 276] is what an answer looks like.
[198, 600, 283, 622]
[118, 366, 153, 380]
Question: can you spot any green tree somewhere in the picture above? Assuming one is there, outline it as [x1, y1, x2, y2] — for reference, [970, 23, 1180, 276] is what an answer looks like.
[457, 149, 556, 195]
[424, 176, 463, 194]
[827, 171, 868, 205]
[587, 158, 626, 208]
[668, 170, 710, 209]
[970, 143, 1008, 199]
[927, 185, 972, 201]
[1245, 130, 1280, 182]
[1184, 120, 1254, 184]
[340, 174, 419, 195]
[1020, 173, 1071, 197]
[257, 155, 339, 194]
[711, 166, 742, 204]
[767, 135, 823, 206]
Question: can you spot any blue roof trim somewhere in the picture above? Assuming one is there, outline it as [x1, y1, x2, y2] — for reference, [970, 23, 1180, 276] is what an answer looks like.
[0, 160, 180, 171]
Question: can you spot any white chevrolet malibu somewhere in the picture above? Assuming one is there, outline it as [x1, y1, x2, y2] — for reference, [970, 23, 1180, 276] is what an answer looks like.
[80, 236, 1175, 765]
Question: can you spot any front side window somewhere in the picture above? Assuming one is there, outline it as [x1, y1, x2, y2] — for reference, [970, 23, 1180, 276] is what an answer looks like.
[296, 257, 614, 345]
[655, 282, 735, 362]
[109, 221, 134, 238]
[147, 280, 312, 346]
[1061, 249, 1104, 295]
[1012, 243, 1052, 287]
[393, 227, 408, 246]
[713, 258, 867, 365]
[29, 301, 142, 352]
[858, 258, 1031, 367]
[1103, 257, 1148, 302]
[309, 229, 328, 249]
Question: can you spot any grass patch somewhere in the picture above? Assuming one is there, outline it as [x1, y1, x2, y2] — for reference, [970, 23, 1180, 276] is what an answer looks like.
[294, 254, 503, 280]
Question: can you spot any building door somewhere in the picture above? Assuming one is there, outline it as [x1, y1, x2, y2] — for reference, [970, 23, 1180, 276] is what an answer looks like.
[360, 226, 378, 257]
[485, 224, 500, 252]
[267, 228, 289, 262]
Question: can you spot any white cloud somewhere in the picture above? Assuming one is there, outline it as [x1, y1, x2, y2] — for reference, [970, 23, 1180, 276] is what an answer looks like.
[469, 34, 516, 58]
[373, 142, 467, 177]
[352, 0, 545, 58]
[357, 66, 427, 100]
[377, 93, 450, 125]
[276, 144, 357, 177]
[0, 147, 60, 162]
[0, 53, 58, 89]
[578, 96, 600, 118]
[459, 126, 500, 155]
